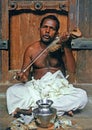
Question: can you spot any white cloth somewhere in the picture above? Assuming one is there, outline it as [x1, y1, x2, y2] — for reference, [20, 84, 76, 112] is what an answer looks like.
[6, 70, 88, 115]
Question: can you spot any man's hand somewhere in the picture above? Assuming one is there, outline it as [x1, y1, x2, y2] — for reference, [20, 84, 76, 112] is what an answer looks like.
[59, 32, 70, 43]
[62, 36, 72, 49]
[59, 32, 72, 49]
[16, 71, 28, 83]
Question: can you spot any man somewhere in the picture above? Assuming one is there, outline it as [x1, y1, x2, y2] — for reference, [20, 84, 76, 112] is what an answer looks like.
[6, 15, 88, 117]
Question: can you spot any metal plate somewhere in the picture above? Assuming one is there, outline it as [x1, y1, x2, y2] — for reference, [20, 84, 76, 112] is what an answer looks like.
[8, 0, 69, 11]
[0, 40, 8, 50]
[71, 38, 92, 50]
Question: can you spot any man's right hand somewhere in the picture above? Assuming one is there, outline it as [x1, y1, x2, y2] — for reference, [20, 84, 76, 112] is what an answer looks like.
[15, 71, 28, 83]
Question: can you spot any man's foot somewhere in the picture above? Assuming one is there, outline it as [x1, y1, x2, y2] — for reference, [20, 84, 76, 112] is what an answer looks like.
[67, 111, 74, 117]
[12, 108, 32, 118]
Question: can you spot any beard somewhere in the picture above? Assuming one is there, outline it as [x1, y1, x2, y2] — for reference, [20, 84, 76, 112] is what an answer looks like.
[40, 36, 55, 46]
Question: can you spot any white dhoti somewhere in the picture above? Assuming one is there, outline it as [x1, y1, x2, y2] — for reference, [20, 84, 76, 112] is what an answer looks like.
[6, 70, 88, 115]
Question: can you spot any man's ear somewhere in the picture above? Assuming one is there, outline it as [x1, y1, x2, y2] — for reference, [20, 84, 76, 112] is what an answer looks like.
[55, 32, 59, 37]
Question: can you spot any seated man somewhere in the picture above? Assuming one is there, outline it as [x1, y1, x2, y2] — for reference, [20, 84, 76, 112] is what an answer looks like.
[6, 15, 88, 117]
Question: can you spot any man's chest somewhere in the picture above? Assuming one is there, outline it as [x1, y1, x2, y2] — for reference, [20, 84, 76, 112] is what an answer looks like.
[33, 52, 61, 68]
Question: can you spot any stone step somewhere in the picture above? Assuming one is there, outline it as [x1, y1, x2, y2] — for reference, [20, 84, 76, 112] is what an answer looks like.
[0, 93, 6, 99]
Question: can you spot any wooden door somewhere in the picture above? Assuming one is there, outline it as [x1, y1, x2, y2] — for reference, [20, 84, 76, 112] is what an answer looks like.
[9, 13, 68, 82]
[1, 0, 72, 84]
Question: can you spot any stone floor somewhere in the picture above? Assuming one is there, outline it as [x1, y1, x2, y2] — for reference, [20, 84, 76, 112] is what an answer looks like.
[0, 84, 92, 130]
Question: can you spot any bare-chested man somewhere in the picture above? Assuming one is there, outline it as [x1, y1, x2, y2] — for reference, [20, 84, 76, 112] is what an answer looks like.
[6, 15, 88, 117]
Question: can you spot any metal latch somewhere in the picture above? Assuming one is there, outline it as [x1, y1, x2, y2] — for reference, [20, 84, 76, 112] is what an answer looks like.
[71, 38, 92, 50]
[0, 39, 8, 50]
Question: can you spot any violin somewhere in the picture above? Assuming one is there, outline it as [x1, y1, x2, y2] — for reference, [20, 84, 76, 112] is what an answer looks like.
[48, 27, 82, 52]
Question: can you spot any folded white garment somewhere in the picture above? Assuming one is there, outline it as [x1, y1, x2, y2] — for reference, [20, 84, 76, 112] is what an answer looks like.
[6, 70, 88, 115]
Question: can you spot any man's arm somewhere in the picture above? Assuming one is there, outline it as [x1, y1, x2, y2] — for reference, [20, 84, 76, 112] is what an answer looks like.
[62, 37, 76, 73]
[61, 27, 82, 73]
[16, 46, 32, 83]
[63, 48, 76, 73]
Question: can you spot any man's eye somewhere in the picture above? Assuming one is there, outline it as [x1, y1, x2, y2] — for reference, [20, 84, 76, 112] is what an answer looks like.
[41, 26, 47, 28]
[41, 26, 56, 31]
[50, 27, 56, 31]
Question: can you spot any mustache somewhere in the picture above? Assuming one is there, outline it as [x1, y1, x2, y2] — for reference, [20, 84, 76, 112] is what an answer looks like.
[43, 34, 51, 38]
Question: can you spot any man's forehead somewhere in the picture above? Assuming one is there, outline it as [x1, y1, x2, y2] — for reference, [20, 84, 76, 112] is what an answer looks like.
[42, 19, 57, 26]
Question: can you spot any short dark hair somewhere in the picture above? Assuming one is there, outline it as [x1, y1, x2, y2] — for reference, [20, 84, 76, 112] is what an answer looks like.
[40, 15, 60, 31]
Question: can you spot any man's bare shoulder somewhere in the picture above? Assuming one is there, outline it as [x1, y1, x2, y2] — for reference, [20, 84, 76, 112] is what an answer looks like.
[27, 41, 39, 49]
[25, 41, 40, 51]
[24, 41, 41, 58]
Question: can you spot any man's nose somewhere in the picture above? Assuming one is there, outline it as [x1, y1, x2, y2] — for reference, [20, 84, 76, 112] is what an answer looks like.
[46, 27, 50, 33]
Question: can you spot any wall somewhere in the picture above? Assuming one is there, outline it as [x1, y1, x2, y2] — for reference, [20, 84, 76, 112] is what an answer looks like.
[75, 0, 92, 84]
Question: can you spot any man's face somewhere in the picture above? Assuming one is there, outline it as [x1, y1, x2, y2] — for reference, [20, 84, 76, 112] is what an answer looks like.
[40, 19, 58, 45]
